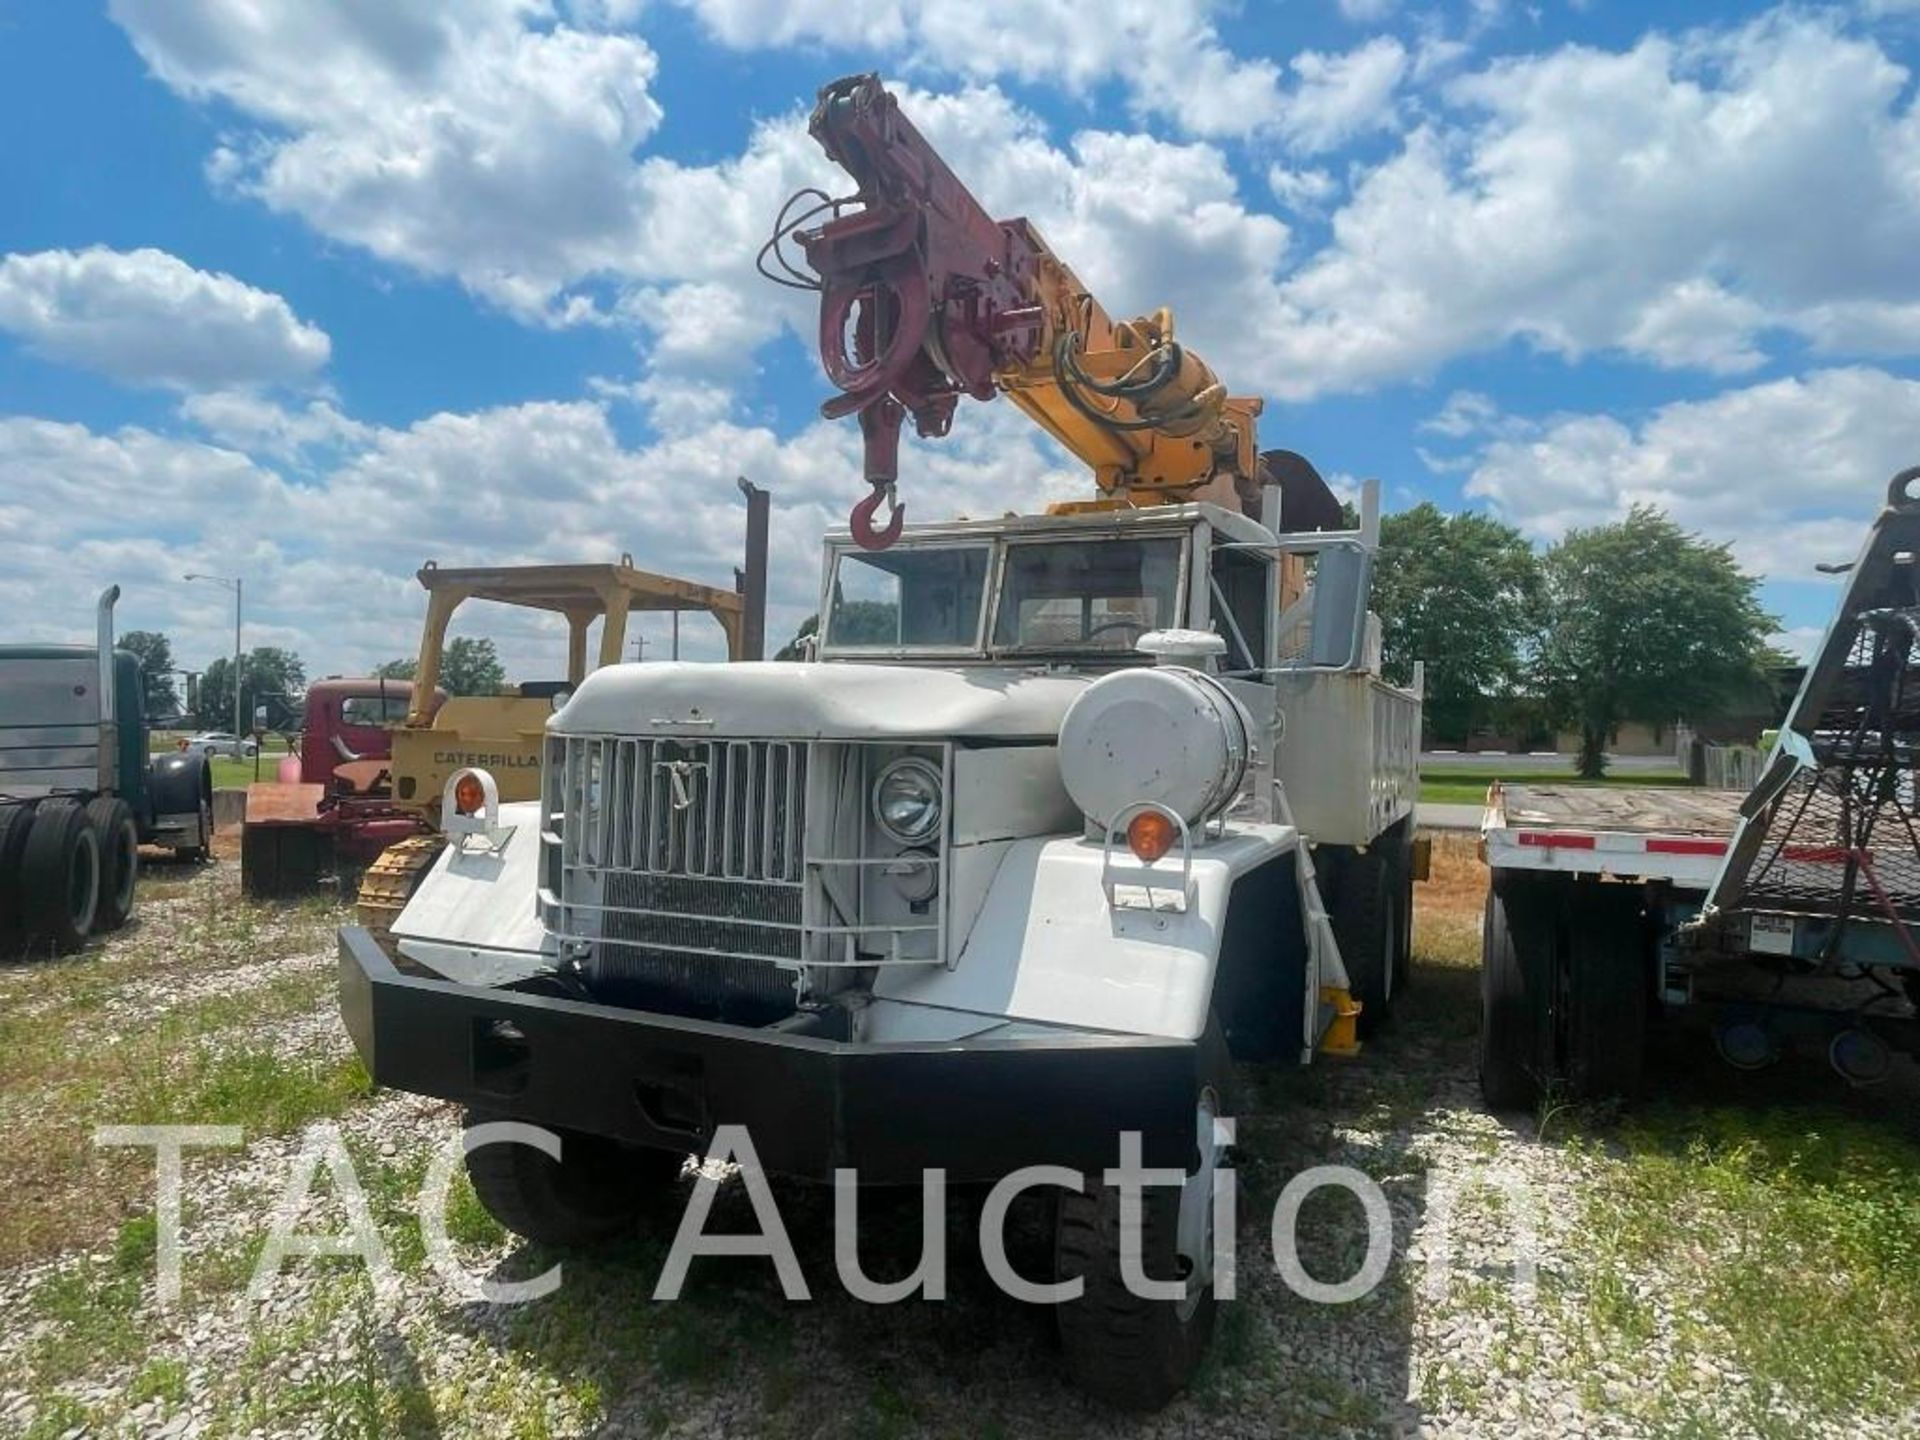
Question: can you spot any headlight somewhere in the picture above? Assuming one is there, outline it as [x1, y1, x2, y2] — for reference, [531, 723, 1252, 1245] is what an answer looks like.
[872, 756, 943, 845]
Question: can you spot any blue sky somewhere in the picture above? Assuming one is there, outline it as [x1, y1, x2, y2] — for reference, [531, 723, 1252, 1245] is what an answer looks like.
[3, 0, 1919, 680]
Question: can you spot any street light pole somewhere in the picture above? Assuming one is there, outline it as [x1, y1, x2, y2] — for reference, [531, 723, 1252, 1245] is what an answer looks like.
[184, 573, 243, 746]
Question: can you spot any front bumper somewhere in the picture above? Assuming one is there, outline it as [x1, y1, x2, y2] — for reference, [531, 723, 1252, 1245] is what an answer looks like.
[339, 926, 1201, 1183]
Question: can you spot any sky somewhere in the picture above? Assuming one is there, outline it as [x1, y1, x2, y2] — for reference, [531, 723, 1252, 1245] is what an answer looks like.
[4, 0, 1920, 684]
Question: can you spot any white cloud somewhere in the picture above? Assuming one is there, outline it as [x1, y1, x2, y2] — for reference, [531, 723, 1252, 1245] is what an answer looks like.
[110, 0, 664, 322]
[1461, 367, 1920, 580]
[1261, 12, 1920, 396]
[673, 0, 1291, 138]
[0, 384, 1087, 677]
[1268, 165, 1338, 213]
[177, 390, 369, 462]
[1279, 37, 1408, 154]
[0, 247, 330, 390]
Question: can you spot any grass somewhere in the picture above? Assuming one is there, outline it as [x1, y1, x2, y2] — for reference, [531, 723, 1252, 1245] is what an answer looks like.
[1419, 767, 1694, 805]
[0, 881, 353, 1265]
[1411, 826, 1920, 1432]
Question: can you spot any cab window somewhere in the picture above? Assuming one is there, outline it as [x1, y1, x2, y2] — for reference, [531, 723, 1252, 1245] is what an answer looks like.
[990, 538, 1182, 653]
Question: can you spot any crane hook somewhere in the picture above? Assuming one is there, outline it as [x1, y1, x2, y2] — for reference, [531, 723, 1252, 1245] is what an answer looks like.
[850, 480, 905, 551]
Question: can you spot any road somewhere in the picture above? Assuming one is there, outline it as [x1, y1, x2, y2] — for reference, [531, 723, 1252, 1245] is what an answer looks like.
[1421, 750, 1683, 774]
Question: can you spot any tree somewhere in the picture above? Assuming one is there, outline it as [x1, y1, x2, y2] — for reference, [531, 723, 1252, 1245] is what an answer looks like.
[199, 647, 307, 733]
[1538, 506, 1775, 777]
[118, 630, 180, 722]
[1372, 504, 1543, 742]
[440, 637, 505, 696]
[374, 657, 417, 680]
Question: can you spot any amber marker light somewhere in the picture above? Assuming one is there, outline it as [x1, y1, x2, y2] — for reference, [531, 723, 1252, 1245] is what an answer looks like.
[1127, 810, 1177, 863]
[454, 773, 486, 815]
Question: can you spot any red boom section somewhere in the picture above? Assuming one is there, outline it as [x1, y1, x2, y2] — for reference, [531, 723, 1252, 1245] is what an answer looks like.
[784, 75, 1046, 542]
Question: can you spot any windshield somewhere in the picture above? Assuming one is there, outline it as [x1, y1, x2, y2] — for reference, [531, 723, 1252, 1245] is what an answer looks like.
[824, 545, 991, 651]
[991, 537, 1183, 652]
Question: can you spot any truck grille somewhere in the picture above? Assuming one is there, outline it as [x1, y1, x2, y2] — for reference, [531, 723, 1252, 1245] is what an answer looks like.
[541, 732, 949, 1009]
[541, 735, 808, 1013]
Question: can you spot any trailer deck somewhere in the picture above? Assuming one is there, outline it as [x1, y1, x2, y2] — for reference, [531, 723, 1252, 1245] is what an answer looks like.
[1485, 782, 1746, 886]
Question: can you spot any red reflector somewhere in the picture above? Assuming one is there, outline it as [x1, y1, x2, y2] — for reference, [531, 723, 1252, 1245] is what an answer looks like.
[1516, 831, 1596, 849]
[1644, 837, 1726, 856]
[1782, 845, 1852, 864]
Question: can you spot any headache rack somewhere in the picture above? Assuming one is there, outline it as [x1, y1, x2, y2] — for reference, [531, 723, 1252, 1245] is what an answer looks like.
[1702, 469, 1920, 955]
[537, 734, 952, 998]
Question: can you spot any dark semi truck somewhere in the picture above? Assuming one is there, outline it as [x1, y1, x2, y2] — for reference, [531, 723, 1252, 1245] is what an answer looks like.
[0, 587, 213, 953]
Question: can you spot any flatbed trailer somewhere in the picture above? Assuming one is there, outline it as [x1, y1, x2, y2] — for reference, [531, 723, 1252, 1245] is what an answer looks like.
[1480, 781, 1920, 1106]
[1481, 468, 1920, 1107]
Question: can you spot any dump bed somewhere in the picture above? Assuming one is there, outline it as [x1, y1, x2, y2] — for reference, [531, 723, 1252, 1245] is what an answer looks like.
[1485, 783, 1746, 887]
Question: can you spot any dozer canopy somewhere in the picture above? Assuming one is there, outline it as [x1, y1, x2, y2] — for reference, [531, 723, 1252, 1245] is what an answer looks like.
[405, 556, 748, 725]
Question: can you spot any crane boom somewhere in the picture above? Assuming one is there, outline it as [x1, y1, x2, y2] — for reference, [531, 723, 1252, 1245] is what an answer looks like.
[764, 74, 1265, 548]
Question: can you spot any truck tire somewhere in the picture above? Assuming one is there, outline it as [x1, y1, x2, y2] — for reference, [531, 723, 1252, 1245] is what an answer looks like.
[19, 800, 101, 955]
[1565, 884, 1648, 1101]
[1479, 874, 1555, 1111]
[1055, 1024, 1232, 1411]
[1393, 831, 1415, 992]
[83, 797, 139, 931]
[1332, 846, 1399, 1036]
[0, 803, 33, 941]
[462, 1109, 683, 1246]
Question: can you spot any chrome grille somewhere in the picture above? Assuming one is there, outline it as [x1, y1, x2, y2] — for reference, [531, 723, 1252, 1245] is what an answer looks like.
[566, 735, 806, 882]
[543, 735, 808, 969]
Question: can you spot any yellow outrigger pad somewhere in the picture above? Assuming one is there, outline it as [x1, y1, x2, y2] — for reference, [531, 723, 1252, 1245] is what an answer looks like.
[1318, 986, 1363, 1057]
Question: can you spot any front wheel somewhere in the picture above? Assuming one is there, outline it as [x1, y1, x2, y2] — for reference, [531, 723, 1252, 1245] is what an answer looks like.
[462, 1110, 684, 1246]
[1055, 1025, 1232, 1411]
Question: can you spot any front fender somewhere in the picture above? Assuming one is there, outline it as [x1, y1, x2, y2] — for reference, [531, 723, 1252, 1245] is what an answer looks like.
[873, 823, 1300, 1041]
[147, 749, 210, 816]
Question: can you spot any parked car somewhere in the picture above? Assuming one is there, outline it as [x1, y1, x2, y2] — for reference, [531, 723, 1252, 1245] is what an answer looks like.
[183, 731, 258, 760]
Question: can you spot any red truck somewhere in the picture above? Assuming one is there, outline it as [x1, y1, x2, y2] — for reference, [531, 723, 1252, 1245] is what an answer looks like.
[241, 678, 442, 897]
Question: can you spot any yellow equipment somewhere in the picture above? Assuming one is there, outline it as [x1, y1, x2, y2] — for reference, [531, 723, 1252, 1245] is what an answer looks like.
[389, 557, 751, 815]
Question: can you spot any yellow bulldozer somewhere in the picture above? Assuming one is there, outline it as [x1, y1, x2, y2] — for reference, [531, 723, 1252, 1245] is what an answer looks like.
[352, 481, 773, 939]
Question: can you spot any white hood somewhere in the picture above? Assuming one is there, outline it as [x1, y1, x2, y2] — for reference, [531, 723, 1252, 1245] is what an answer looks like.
[553, 661, 1090, 741]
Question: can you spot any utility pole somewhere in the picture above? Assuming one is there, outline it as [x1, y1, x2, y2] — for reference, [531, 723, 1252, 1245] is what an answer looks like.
[184, 572, 243, 743]
[630, 633, 649, 662]
[736, 475, 769, 661]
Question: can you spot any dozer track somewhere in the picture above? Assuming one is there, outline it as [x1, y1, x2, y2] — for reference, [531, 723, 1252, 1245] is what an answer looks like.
[355, 834, 447, 958]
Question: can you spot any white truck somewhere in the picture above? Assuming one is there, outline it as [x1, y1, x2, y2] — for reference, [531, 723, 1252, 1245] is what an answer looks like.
[1480, 469, 1920, 1108]
[340, 481, 1420, 1407]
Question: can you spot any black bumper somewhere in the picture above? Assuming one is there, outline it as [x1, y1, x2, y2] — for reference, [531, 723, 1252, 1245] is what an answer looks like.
[339, 927, 1201, 1183]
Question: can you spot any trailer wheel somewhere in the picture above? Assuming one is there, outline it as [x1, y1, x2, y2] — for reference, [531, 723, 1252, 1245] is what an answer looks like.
[83, 797, 139, 930]
[462, 1109, 684, 1246]
[1056, 1023, 1232, 1411]
[1480, 874, 1554, 1111]
[19, 800, 101, 955]
[1332, 846, 1398, 1036]
[0, 803, 34, 941]
[1565, 884, 1648, 1101]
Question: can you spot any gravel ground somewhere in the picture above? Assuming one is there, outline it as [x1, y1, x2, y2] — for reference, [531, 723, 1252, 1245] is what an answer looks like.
[3, 841, 1917, 1438]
